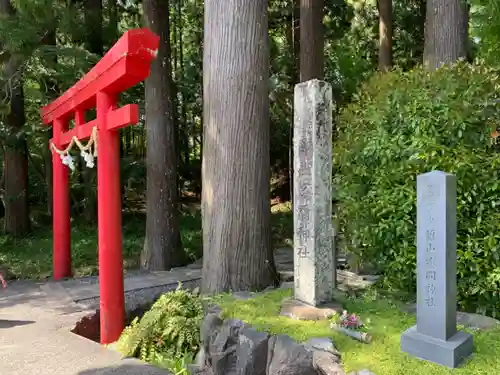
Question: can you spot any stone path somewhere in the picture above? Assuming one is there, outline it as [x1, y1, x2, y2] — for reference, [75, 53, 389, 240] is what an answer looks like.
[0, 270, 196, 374]
[0, 247, 384, 375]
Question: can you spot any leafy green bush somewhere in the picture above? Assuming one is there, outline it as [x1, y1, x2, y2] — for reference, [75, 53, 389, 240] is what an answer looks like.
[116, 285, 203, 364]
[471, 0, 500, 66]
[335, 61, 500, 316]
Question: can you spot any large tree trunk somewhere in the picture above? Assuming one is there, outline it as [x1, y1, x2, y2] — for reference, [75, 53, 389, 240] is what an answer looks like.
[378, 0, 392, 71]
[202, 0, 278, 293]
[1, 0, 30, 236]
[3, 80, 30, 236]
[141, 0, 185, 270]
[300, 0, 324, 81]
[423, 0, 468, 70]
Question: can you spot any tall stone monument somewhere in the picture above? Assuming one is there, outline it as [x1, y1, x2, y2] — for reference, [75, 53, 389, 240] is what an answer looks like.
[401, 171, 473, 368]
[292, 79, 335, 307]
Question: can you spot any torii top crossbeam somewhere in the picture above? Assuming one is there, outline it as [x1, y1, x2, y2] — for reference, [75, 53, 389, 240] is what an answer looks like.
[41, 28, 159, 141]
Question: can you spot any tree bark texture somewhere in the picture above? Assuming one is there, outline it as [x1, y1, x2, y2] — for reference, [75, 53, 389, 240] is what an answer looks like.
[423, 0, 468, 70]
[378, 0, 392, 71]
[202, 0, 278, 293]
[82, 0, 103, 222]
[41, 29, 58, 217]
[288, 0, 300, 203]
[1, 0, 30, 236]
[142, 0, 185, 270]
[300, 0, 324, 81]
[108, 0, 119, 43]
[3, 80, 30, 236]
[85, 0, 103, 55]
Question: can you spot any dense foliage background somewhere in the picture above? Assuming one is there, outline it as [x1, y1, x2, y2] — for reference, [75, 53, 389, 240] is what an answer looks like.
[336, 62, 500, 315]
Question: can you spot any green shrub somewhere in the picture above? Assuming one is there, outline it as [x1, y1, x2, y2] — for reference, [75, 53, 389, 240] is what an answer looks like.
[471, 0, 500, 66]
[335, 61, 500, 316]
[116, 285, 203, 363]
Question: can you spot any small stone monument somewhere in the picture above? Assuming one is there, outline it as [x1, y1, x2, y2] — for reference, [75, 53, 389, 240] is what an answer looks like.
[281, 79, 337, 320]
[401, 171, 473, 368]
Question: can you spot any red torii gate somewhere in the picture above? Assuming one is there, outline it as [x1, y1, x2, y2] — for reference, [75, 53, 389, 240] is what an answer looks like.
[40, 28, 159, 344]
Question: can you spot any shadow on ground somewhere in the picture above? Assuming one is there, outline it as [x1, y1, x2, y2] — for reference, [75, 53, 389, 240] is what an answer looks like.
[0, 319, 35, 328]
[0, 280, 47, 309]
[78, 362, 170, 374]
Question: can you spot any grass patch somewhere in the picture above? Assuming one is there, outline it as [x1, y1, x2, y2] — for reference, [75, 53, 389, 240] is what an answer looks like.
[0, 202, 293, 280]
[215, 288, 500, 375]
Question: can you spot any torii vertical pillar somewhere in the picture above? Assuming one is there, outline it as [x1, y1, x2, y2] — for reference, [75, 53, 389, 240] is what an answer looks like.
[96, 91, 125, 341]
[52, 118, 72, 279]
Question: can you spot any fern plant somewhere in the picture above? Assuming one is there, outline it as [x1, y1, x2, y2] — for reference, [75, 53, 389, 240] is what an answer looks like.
[116, 284, 204, 362]
[153, 350, 195, 375]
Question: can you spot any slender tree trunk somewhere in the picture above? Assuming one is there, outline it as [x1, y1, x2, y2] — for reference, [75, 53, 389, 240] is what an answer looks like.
[300, 0, 324, 81]
[142, 0, 185, 270]
[126, 127, 132, 153]
[42, 29, 58, 217]
[293, 0, 300, 76]
[423, 0, 468, 70]
[288, 0, 300, 204]
[108, 0, 119, 44]
[378, 0, 392, 71]
[82, 0, 103, 222]
[178, 0, 189, 181]
[171, 0, 182, 194]
[85, 0, 103, 55]
[202, 0, 278, 293]
[196, 0, 203, 200]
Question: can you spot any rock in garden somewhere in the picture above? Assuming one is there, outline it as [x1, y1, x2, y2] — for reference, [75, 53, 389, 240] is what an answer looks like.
[211, 345, 238, 375]
[313, 351, 346, 375]
[235, 327, 269, 375]
[188, 364, 215, 375]
[200, 312, 223, 365]
[303, 337, 341, 359]
[194, 347, 207, 367]
[232, 291, 255, 300]
[209, 319, 247, 375]
[266, 334, 317, 375]
[203, 302, 224, 317]
[210, 319, 247, 354]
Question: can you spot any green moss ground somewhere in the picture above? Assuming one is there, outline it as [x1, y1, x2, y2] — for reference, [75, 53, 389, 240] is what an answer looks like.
[216, 288, 500, 375]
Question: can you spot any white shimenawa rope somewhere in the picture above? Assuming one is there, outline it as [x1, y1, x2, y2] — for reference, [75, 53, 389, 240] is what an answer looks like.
[50, 126, 98, 171]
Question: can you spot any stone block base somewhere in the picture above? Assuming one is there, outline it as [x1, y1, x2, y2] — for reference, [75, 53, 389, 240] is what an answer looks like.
[401, 325, 473, 368]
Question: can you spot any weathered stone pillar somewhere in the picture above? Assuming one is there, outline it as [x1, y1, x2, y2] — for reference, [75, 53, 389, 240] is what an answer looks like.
[292, 79, 335, 307]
